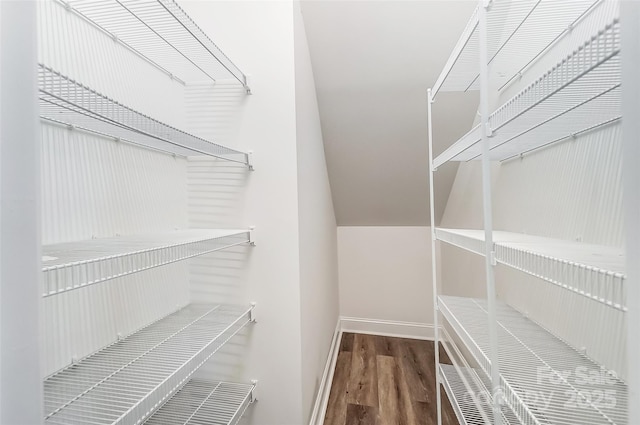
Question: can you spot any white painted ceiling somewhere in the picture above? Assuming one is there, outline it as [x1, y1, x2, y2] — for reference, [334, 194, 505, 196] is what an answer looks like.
[300, 0, 479, 226]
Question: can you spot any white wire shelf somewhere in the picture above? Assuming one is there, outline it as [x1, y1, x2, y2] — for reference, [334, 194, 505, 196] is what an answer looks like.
[440, 363, 520, 425]
[144, 379, 255, 425]
[435, 228, 626, 311]
[42, 229, 251, 297]
[438, 295, 628, 425]
[44, 303, 254, 425]
[434, 19, 620, 167]
[57, 0, 247, 88]
[38, 65, 251, 163]
[433, 0, 600, 97]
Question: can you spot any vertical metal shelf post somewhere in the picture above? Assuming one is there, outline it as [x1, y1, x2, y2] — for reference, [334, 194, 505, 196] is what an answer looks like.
[478, 1, 503, 424]
[427, 87, 442, 425]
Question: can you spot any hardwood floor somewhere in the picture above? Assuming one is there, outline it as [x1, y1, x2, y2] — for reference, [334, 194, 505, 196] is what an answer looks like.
[324, 333, 459, 425]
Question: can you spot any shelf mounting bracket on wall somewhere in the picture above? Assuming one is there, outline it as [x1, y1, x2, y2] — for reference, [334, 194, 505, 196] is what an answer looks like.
[248, 151, 255, 171]
[244, 75, 252, 95]
[249, 302, 257, 323]
[249, 226, 256, 246]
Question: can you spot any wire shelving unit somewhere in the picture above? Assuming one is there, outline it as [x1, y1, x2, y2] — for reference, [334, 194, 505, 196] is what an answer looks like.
[44, 303, 255, 425]
[428, 1, 627, 425]
[56, 0, 249, 89]
[144, 379, 256, 425]
[42, 229, 252, 297]
[439, 296, 628, 425]
[434, 19, 620, 167]
[39, 65, 252, 164]
[38, 0, 258, 423]
[435, 228, 626, 310]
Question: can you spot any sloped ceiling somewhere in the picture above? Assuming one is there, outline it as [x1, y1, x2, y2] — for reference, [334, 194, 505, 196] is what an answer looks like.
[300, 0, 479, 226]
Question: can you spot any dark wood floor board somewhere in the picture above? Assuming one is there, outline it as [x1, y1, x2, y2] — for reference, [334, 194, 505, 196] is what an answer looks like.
[346, 404, 378, 425]
[412, 401, 435, 425]
[325, 351, 353, 425]
[394, 339, 435, 403]
[347, 334, 379, 407]
[439, 343, 452, 365]
[341, 333, 355, 352]
[324, 333, 459, 425]
[413, 391, 458, 425]
[441, 392, 459, 425]
[395, 354, 430, 425]
[377, 355, 402, 425]
[372, 335, 395, 357]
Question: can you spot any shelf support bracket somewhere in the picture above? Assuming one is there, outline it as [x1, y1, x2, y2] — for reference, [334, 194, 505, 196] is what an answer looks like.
[249, 302, 257, 323]
[244, 74, 252, 95]
[248, 226, 256, 246]
[247, 150, 254, 171]
[250, 380, 258, 402]
[485, 123, 493, 137]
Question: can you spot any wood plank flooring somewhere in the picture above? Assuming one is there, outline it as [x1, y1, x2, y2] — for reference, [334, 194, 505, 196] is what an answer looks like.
[324, 333, 459, 425]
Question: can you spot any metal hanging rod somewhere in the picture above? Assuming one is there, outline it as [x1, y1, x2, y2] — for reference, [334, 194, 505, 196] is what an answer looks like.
[42, 229, 252, 298]
[499, 115, 621, 162]
[40, 116, 190, 158]
[44, 303, 255, 425]
[39, 64, 252, 165]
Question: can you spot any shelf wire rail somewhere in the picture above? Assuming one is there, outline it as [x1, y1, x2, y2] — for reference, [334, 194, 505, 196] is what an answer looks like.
[434, 20, 621, 167]
[38, 64, 251, 163]
[42, 229, 251, 297]
[57, 0, 247, 87]
[439, 296, 628, 425]
[144, 380, 255, 425]
[440, 364, 520, 425]
[435, 228, 626, 311]
[433, 0, 599, 97]
[44, 303, 254, 425]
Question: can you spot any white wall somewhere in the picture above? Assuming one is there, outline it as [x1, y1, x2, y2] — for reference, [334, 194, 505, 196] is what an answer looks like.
[180, 2, 309, 424]
[337, 226, 433, 329]
[438, 1, 626, 377]
[294, 3, 340, 423]
[185, 6, 340, 424]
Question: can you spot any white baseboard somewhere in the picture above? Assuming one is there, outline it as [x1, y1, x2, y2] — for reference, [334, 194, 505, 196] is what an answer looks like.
[308, 320, 342, 425]
[308, 317, 437, 425]
[340, 316, 435, 340]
